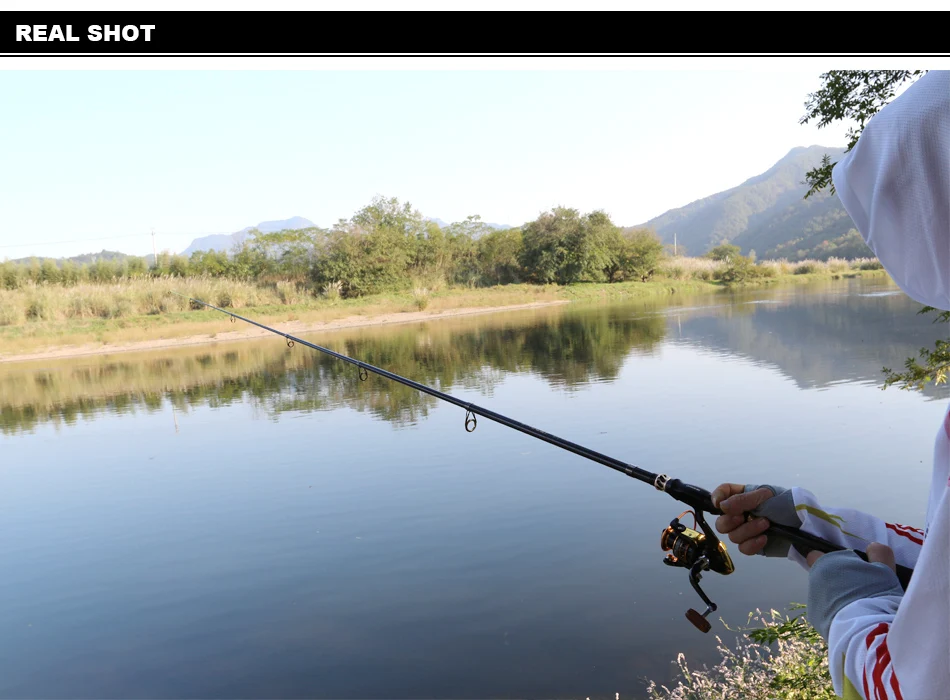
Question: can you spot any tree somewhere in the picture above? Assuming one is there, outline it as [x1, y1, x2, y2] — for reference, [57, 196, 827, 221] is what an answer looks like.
[188, 250, 230, 278]
[312, 197, 423, 297]
[411, 220, 450, 281]
[519, 207, 579, 284]
[613, 228, 664, 282]
[444, 215, 491, 285]
[718, 254, 761, 285]
[126, 256, 148, 278]
[152, 251, 172, 275]
[230, 241, 269, 280]
[477, 227, 523, 285]
[519, 207, 621, 285]
[168, 255, 190, 278]
[39, 258, 61, 285]
[800, 71, 925, 197]
[706, 243, 741, 262]
[60, 260, 82, 285]
[883, 307, 950, 390]
[244, 227, 324, 281]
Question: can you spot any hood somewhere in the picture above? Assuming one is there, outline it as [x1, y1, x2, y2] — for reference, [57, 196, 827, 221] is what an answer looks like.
[832, 70, 950, 310]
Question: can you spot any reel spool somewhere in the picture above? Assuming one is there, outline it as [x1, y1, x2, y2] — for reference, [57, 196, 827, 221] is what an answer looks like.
[660, 510, 735, 633]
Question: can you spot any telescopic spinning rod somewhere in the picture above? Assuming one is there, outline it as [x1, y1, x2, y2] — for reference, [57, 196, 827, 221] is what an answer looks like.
[177, 293, 914, 633]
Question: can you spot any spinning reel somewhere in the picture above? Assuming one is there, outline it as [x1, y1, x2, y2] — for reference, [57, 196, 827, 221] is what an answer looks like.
[660, 509, 735, 633]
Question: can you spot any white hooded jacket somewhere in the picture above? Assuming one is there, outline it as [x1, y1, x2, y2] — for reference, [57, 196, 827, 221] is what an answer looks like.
[770, 70, 950, 700]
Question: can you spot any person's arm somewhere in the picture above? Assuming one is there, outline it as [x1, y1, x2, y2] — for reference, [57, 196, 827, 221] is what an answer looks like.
[711, 484, 924, 571]
[713, 483, 948, 699]
[806, 487, 949, 700]
[807, 547, 905, 699]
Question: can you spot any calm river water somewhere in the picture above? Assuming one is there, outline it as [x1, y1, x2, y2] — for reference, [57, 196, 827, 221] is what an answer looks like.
[1, 278, 947, 699]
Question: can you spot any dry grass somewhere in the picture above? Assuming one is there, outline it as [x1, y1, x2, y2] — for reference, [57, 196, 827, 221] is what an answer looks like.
[659, 257, 724, 281]
[411, 287, 431, 310]
[756, 259, 794, 276]
[322, 280, 343, 300]
[0, 277, 287, 325]
[658, 256, 885, 283]
[0, 283, 574, 356]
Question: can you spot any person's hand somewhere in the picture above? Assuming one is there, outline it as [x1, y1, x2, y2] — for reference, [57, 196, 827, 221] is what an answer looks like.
[710, 482, 776, 556]
[806, 542, 896, 570]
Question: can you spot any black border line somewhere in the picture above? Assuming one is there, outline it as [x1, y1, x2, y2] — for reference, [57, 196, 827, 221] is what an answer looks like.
[4, 53, 950, 58]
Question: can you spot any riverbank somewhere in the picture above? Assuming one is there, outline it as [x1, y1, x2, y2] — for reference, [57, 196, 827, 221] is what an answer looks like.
[0, 299, 576, 364]
[0, 269, 890, 362]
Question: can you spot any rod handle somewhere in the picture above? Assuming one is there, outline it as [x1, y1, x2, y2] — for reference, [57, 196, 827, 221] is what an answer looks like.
[664, 479, 719, 514]
[768, 522, 914, 590]
[854, 550, 913, 590]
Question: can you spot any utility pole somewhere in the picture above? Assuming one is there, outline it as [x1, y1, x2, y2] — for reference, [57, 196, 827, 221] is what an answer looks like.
[151, 228, 157, 266]
[673, 232, 677, 257]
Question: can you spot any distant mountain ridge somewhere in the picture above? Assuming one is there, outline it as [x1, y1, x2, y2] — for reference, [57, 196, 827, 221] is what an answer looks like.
[426, 218, 512, 233]
[9, 249, 141, 266]
[181, 216, 315, 256]
[180, 216, 511, 256]
[640, 145, 867, 259]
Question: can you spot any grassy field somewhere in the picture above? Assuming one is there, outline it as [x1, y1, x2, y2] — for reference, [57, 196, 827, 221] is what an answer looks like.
[0, 257, 889, 357]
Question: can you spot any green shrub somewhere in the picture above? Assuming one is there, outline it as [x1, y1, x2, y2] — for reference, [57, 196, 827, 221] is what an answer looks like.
[25, 291, 55, 321]
[215, 289, 236, 308]
[705, 243, 742, 261]
[86, 291, 117, 319]
[275, 280, 300, 305]
[616, 228, 665, 282]
[646, 608, 834, 700]
[793, 262, 821, 275]
[114, 297, 134, 318]
[412, 287, 430, 310]
[718, 255, 761, 285]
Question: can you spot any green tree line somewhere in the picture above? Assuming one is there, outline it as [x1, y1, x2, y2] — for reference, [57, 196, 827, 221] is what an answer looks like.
[1, 198, 664, 297]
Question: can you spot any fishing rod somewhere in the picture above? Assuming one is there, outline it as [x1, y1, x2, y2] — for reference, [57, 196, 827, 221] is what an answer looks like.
[177, 293, 914, 633]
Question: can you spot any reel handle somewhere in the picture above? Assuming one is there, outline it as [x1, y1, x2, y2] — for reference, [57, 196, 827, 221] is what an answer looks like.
[686, 607, 713, 633]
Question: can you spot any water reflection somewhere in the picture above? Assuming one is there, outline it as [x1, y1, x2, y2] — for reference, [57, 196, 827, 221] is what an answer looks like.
[0, 307, 667, 435]
[1, 278, 946, 437]
[666, 281, 949, 394]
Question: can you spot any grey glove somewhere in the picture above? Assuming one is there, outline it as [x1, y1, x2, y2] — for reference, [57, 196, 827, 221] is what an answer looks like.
[742, 484, 802, 558]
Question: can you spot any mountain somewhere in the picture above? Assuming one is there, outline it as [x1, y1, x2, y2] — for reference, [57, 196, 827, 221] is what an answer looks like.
[640, 146, 869, 260]
[426, 217, 512, 233]
[10, 249, 141, 266]
[181, 216, 315, 256]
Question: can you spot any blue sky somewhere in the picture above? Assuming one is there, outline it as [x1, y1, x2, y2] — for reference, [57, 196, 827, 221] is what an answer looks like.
[0, 70, 849, 259]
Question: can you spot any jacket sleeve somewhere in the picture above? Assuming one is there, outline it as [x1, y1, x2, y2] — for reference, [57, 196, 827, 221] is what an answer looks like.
[808, 552, 904, 699]
[745, 484, 924, 571]
[809, 487, 950, 700]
